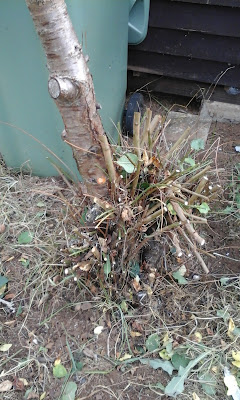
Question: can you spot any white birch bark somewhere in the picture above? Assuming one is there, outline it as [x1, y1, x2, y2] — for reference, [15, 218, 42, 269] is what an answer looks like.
[26, 0, 109, 198]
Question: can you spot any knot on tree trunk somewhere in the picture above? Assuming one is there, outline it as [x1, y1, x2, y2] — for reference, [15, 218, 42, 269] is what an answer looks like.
[48, 77, 80, 102]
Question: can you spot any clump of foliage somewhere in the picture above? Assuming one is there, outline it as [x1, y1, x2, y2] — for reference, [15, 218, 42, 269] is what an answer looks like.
[63, 109, 222, 294]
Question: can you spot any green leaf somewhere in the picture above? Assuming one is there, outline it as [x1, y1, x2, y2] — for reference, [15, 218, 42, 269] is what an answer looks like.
[159, 349, 171, 360]
[146, 333, 161, 352]
[53, 364, 68, 378]
[233, 327, 240, 336]
[217, 309, 230, 323]
[167, 203, 176, 215]
[36, 201, 45, 208]
[171, 353, 190, 369]
[140, 358, 174, 375]
[79, 207, 88, 226]
[184, 157, 195, 166]
[0, 343, 12, 352]
[120, 300, 128, 313]
[166, 342, 173, 354]
[103, 255, 111, 279]
[164, 352, 210, 397]
[199, 373, 217, 395]
[24, 388, 33, 399]
[129, 261, 140, 278]
[36, 211, 45, 218]
[195, 202, 210, 214]
[75, 361, 84, 371]
[116, 153, 138, 173]
[191, 139, 205, 151]
[61, 381, 77, 400]
[172, 268, 188, 285]
[17, 231, 34, 244]
[164, 373, 185, 397]
[222, 206, 234, 215]
[150, 382, 165, 391]
[20, 259, 30, 268]
[16, 304, 23, 317]
[0, 276, 8, 289]
[220, 277, 231, 286]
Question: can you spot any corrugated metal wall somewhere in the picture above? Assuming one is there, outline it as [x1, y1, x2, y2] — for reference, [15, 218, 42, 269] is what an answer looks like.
[128, 0, 240, 101]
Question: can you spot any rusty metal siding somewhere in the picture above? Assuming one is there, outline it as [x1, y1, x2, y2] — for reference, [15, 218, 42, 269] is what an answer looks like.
[128, 0, 240, 94]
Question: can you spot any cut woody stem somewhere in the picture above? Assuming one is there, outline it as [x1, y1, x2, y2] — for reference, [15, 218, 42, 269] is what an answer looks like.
[167, 231, 183, 257]
[164, 127, 191, 164]
[141, 108, 152, 148]
[169, 191, 205, 246]
[131, 112, 142, 197]
[178, 227, 209, 274]
[98, 134, 117, 188]
[189, 176, 209, 205]
[186, 165, 211, 184]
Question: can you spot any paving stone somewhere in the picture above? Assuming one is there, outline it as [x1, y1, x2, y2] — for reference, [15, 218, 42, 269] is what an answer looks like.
[163, 111, 211, 148]
[200, 100, 240, 123]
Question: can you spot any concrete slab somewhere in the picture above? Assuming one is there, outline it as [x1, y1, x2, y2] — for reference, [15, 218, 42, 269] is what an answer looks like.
[200, 100, 240, 123]
[164, 111, 212, 148]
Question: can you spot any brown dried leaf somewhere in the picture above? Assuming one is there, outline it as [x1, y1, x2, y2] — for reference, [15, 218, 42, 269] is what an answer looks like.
[142, 150, 150, 166]
[52, 275, 61, 284]
[0, 380, 13, 392]
[45, 341, 54, 350]
[121, 207, 133, 222]
[152, 155, 162, 169]
[4, 320, 16, 326]
[142, 283, 153, 296]
[27, 392, 39, 399]
[98, 237, 108, 253]
[4, 293, 15, 300]
[18, 378, 28, 386]
[12, 377, 25, 391]
[0, 224, 6, 234]
[75, 302, 94, 312]
[83, 347, 96, 359]
[132, 321, 144, 333]
[73, 261, 91, 272]
[130, 331, 142, 338]
[132, 276, 141, 292]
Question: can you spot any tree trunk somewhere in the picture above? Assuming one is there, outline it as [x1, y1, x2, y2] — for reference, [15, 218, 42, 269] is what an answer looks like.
[25, 0, 110, 198]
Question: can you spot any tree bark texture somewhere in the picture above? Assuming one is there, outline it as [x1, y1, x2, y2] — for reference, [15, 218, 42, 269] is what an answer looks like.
[26, 0, 109, 198]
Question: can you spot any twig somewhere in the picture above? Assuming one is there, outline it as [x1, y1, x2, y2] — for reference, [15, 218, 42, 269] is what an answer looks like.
[93, 196, 113, 211]
[186, 165, 211, 184]
[170, 196, 205, 246]
[150, 114, 161, 136]
[189, 176, 209, 205]
[141, 108, 152, 147]
[167, 231, 183, 257]
[50, 162, 79, 196]
[131, 112, 142, 197]
[178, 227, 209, 274]
[177, 186, 209, 201]
[164, 127, 191, 163]
[143, 207, 166, 224]
[98, 134, 117, 185]
[183, 210, 207, 223]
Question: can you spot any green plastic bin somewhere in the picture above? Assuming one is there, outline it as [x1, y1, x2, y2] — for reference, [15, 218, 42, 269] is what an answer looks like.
[0, 0, 149, 177]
